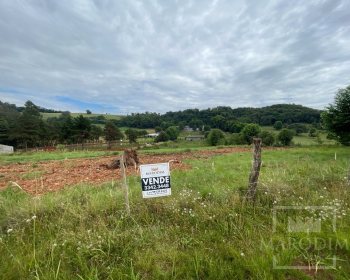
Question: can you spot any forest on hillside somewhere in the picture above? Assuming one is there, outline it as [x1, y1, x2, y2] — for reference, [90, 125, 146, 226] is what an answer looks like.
[117, 104, 321, 130]
[0, 100, 321, 149]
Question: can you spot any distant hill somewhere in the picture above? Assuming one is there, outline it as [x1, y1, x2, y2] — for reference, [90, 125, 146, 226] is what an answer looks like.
[117, 104, 321, 129]
[1, 99, 321, 129]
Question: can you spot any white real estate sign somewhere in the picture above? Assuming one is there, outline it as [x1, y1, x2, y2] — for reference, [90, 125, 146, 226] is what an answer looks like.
[140, 162, 171, 198]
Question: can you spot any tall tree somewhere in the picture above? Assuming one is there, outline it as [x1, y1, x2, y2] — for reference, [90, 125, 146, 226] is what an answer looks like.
[9, 101, 43, 149]
[59, 112, 74, 144]
[0, 118, 9, 144]
[322, 86, 350, 145]
[125, 128, 138, 143]
[90, 125, 104, 142]
[165, 126, 179, 141]
[104, 120, 123, 148]
[72, 115, 91, 144]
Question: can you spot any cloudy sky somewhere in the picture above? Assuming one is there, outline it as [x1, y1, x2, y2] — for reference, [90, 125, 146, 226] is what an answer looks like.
[0, 0, 349, 113]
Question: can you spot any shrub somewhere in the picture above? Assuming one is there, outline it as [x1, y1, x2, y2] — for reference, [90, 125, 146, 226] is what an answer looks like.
[155, 131, 169, 142]
[165, 126, 179, 141]
[259, 131, 275, 146]
[287, 123, 308, 135]
[309, 128, 317, 137]
[226, 133, 246, 145]
[273, 121, 283, 130]
[207, 129, 225, 146]
[124, 128, 138, 143]
[277, 129, 294, 146]
[241, 124, 261, 144]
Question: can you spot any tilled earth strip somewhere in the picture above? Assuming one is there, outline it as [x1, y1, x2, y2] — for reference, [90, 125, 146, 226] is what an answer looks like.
[0, 147, 252, 194]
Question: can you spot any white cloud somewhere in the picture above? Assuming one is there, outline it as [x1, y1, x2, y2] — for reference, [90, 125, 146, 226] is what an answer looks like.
[0, 0, 349, 113]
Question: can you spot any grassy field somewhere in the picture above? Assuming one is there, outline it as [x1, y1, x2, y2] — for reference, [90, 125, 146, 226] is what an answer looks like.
[0, 150, 118, 164]
[0, 146, 349, 279]
[41, 112, 122, 120]
[261, 126, 336, 146]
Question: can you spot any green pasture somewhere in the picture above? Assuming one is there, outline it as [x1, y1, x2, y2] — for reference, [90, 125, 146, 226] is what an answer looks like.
[0, 146, 349, 279]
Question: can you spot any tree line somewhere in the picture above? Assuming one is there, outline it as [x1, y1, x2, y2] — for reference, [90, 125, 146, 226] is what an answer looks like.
[1, 85, 348, 148]
[117, 104, 321, 131]
[0, 100, 134, 149]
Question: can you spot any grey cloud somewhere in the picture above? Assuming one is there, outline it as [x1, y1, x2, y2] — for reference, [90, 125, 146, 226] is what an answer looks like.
[0, 0, 349, 113]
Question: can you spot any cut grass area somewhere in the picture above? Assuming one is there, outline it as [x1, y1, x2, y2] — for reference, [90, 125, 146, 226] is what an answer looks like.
[0, 150, 118, 165]
[41, 112, 122, 120]
[293, 132, 336, 145]
[0, 146, 349, 279]
[261, 126, 336, 146]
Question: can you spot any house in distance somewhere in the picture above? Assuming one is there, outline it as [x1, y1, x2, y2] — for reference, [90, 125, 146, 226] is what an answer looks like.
[185, 135, 205, 141]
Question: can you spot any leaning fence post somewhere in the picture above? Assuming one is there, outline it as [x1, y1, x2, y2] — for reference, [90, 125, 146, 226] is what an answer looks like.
[246, 138, 262, 202]
[120, 152, 131, 215]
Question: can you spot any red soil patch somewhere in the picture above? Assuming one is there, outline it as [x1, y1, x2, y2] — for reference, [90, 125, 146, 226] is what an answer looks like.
[0, 147, 252, 194]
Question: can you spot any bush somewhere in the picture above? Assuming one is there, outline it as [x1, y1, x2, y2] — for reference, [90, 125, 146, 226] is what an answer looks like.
[207, 129, 225, 146]
[241, 124, 261, 144]
[273, 121, 283, 130]
[309, 128, 317, 137]
[287, 123, 308, 135]
[259, 131, 275, 146]
[226, 133, 246, 145]
[226, 121, 245, 133]
[124, 128, 138, 143]
[155, 131, 169, 142]
[277, 129, 294, 146]
[165, 126, 179, 141]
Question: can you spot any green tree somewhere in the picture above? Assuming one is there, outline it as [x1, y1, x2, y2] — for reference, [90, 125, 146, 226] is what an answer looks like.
[104, 121, 123, 148]
[136, 130, 148, 137]
[9, 101, 44, 149]
[241, 124, 261, 144]
[155, 131, 169, 142]
[86, 109, 92, 114]
[207, 129, 225, 146]
[322, 86, 350, 145]
[226, 120, 245, 133]
[278, 129, 294, 146]
[0, 118, 9, 143]
[125, 128, 138, 143]
[211, 115, 226, 130]
[165, 126, 179, 141]
[90, 125, 103, 142]
[59, 112, 74, 144]
[189, 119, 203, 130]
[273, 121, 283, 130]
[72, 115, 91, 144]
[259, 131, 275, 146]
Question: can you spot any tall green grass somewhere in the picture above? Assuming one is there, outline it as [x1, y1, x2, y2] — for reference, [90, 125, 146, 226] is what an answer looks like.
[0, 147, 349, 279]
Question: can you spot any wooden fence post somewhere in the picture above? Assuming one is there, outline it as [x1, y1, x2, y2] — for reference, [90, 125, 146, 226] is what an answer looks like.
[120, 152, 131, 215]
[246, 138, 262, 202]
